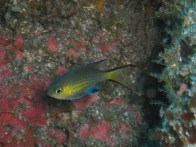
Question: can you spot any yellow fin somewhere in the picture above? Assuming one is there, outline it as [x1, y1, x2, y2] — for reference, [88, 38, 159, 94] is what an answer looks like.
[105, 64, 137, 89]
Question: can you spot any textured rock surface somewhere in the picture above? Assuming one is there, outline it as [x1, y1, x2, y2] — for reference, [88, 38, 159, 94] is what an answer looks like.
[0, 0, 162, 146]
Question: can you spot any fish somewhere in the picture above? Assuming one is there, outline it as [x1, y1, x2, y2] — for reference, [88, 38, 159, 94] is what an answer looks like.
[47, 60, 136, 100]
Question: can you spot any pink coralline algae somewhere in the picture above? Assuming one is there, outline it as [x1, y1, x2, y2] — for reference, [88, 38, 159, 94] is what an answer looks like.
[110, 98, 127, 106]
[22, 105, 47, 126]
[0, 113, 26, 145]
[177, 83, 187, 96]
[79, 120, 113, 145]
[63, 37, 88, 60]
[72, 95, 98, 110]
[0, 48, 10, 68]
[98, 43, 117, 51]
[0, 81, 48, 146]
[14, 35, 23, 49]
[0, 38, 7, 46]
[0, 67, 12, 80]
[118, 123, 129, 138]
[0, 35, 24, 64]
[47, 129, 66, 144]
[47, 37, 59, 52]
[13, 35, 24, 60]
[56, 66, 68, 76]
[68, 47, 82, 60]
[0, 112, 44, 147]
[0, 74, 66, 146]
[0, 113, 26, 128]
[26, 65, 33, 71]
[0, 34, 70, 145]
[0, 98, 19, 112]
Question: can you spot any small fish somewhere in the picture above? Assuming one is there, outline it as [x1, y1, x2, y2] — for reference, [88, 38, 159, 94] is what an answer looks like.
[47, 60, 135, 100]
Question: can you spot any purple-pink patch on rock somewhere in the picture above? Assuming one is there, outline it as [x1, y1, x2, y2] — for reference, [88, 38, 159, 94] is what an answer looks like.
[79, 120, 114, 145]
[48, 37, 59, 52]
[99, 43, 116, 51]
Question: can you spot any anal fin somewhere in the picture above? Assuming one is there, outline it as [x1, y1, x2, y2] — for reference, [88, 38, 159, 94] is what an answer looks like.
[85, 86, 100, 95]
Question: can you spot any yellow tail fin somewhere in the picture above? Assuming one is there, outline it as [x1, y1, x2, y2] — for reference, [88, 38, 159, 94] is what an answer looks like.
[105, 65, 136, 89]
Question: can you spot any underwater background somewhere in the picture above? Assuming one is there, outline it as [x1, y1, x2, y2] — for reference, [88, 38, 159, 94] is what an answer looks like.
[0, 0, 195, 146]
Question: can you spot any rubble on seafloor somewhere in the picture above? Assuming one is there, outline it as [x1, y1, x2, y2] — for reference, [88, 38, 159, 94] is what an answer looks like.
[0, 0, 195, 147]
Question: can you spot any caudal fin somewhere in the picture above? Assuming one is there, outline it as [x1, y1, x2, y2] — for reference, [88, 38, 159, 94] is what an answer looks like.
[105, 64, 137, 89]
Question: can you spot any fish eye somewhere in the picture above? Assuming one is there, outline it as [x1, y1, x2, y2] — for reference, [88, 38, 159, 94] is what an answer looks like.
[55, 87, 62, 94]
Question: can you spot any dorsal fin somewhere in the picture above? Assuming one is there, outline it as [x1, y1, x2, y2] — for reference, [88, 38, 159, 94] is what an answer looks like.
[86, 59, 106, 69]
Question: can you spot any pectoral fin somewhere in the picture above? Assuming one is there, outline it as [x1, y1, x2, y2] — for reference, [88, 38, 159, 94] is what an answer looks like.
[85, 86, 100, 95]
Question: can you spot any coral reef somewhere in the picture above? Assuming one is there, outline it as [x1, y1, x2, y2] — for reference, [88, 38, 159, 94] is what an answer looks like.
[150, 0, 196, 146]
[0, 0, 159, 146]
